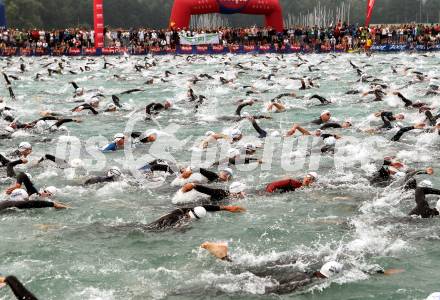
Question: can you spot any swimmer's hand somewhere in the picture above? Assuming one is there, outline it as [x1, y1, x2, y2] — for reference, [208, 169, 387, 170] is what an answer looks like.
[0, 276, 4, 284]
[201, 242, 229, 260]
[5, 184, 20, 195]
[426, 167, 434, 175]
[221, 206, 246, 213]
[53, 202, 70, 209]
[182, 183, 195, 193]
[383, 268, 405, 276]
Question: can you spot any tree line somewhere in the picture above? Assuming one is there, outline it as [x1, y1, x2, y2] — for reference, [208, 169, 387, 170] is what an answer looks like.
[4, 0, 440, 30]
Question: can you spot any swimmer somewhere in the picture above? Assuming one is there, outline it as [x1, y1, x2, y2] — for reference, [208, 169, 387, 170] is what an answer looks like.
[393, 92, 428, 109]
[320, 120, 352, 130]
[369, 157, 405, 187]
[311, 110, 332, 125]
[0, 275, 38, 300]
[201, 243, 401, 295]
[266, 172, 317, 193]
[181, 181, 246, 202]
[84, 166, 122, 185]
[391, 123, 426, 141]
[131, 205, 245, 231]
[138, 159, 174, 174]
[409, 185, 440, 218]
[145, 101, 172, 118]
[131, 130, 158, 144]
[310, 94, 331, 105]
[101, 133, 125, 152]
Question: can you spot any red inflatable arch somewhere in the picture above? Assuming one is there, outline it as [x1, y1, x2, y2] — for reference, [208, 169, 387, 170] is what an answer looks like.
[170, 0, 284, 32]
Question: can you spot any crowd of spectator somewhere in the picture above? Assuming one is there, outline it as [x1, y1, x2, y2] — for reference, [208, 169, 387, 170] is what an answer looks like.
[1, 22, 440, 54]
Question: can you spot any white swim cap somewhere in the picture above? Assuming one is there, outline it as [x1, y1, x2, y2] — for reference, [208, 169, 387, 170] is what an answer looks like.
[324, 136, 336, 146]
[244, 143, 256, 151]
[221, 167, 234, 177]
[205, 130, 215, 137]
[70, 158, 83, 168]
[228, 148, 240, 158]
[3, 110, 14, 118]
[319, 261, 343, 278]
[140, 129, 158, 141]
[75, 87, 84, 94]
[41, 186, 58, 196]
[230, 128, 242, 139]
[87, 97, 100, 105]
[426, 292, 440, 300]
[270, 130, 281, 137]
[10, 189, 29, 201]
[113, 133, 124, 141]
[419, 180, 433, 188]
[107, 166, 122, 178]
[436, 120, 440, 126]
[35, 120, 47, 128]
[19, 142, 32, 151]
[308, 172, 318, 180]
[189, 206, 207, 219]
[321, 110, 331, 117]
[229, 182, 246, 194]
[107, 103, 116, 110]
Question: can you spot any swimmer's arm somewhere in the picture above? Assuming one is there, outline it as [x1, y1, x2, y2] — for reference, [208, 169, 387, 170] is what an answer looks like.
[1, 276, 38, 300]
[249, 117, 268, 138]
[193, 185, 229, 201]
[200, 168, 219, 182]
[320, 123, 342, 130]
[202, 205, 246, 213]
[295, 126, 312, 136]
[270, 102, 286, 112]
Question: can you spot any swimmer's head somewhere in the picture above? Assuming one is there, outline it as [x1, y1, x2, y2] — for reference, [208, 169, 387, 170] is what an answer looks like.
[324, 136, 337, 146]
[75, 88, 84, 96]
[395, 113, 405, 120]
[40, 186, 58, 198]
[164, 101, 172, 109]
[320, 110, 331, 122]
[303, 172, 318, 186]
[230, 129, 242, 141]
[10, 189, 29, 201]
[113, 133, 125, 143]
[87, 97, 100, 108]
[419, 180, 433, 188]
[205, 130, 215, 137]
[189, 206, 207, 219]
[106, 103, 117, 112]
[228, 148, 240, 158]
[107, 166, 122, 178]
[342, 120, 352, 128]
[316, 261, 343, 279]
[244, 143, 256, 155]
[314, 129, 322, 137]
[219, 168, 233, 181]
[18, 142, 32, 155]
[229, 182, 246, 195]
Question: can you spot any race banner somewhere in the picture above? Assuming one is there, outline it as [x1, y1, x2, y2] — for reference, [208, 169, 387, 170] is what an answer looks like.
[365, 0, 376, 26]
[179, 33, 219, 45]
[94, 0, 105, 49]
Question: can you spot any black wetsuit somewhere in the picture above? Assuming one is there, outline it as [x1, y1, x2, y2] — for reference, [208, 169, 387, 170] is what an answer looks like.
[320, 123, 342, 130]
[379, 111, 397, 130]
[193, 185, 230, 202]
[311, 118, 325, 125]
[84, 176, 115, 185]
[145, 103, 165, 116]
[72, 104, 98, 115]
[199, 168, 220, 183]
[403, 169, 429, 190]
[16, 172, 39, 196]
[0, 200, 54, 211]
[212, 156, 260, 167]
[310, 95, 331, 105]
[2, 276, 38, 300]
[370, 160, 392, 187]
[409, 187, 440, 218]
[250, 118, 267, 138]
[143, 205, 222, 230]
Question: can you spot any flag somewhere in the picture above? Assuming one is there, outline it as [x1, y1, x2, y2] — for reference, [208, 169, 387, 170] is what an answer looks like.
[365, 0, 376, 26]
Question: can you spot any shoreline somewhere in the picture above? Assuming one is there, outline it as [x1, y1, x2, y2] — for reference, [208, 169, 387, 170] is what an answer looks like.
[1, 43, 440, 57]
